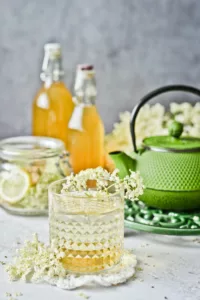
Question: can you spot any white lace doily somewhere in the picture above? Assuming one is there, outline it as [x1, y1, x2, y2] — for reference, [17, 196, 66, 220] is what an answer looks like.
[35, 250, 137, 290]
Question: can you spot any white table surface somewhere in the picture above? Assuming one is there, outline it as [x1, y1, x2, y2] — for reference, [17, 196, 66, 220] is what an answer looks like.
[0, 208, 199, 300]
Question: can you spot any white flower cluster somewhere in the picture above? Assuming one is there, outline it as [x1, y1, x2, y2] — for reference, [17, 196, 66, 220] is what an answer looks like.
[105, 111, 133, 154]
[5, 234, 66, 282]
[105, 102, 200, 154]
[61, 167, 144, 201]
[123, 171, 144, 200]
[170, 102, 200, 137]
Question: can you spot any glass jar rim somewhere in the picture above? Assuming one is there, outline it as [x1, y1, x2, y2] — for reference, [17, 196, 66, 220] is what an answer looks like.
[0, 136, 65, 160]
[48, 178, 123, 199]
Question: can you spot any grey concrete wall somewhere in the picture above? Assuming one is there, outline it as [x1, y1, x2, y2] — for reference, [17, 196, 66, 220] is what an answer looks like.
[0, 0, 200, 137]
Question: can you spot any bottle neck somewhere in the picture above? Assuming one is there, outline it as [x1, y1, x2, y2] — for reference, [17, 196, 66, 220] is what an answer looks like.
[40, 51, 64, 85]
[74, 67, 97, 105]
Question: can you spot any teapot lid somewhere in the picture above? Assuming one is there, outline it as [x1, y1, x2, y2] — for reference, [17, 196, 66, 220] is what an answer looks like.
[143, 121, 200, 153]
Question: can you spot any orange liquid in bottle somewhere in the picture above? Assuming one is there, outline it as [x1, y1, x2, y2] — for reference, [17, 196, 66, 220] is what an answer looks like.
[32, 82, 74, 149]
[69, 105, 105, 174]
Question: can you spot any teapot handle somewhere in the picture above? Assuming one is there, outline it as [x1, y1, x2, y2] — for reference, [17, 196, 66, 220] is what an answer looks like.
[130, 84, 200, 153]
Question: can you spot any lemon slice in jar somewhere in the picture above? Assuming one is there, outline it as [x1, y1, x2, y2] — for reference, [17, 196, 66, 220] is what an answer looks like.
[0, 168, 30, 204]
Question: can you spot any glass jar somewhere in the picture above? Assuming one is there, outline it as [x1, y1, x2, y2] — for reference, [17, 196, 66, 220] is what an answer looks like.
[0, 136, 71, 216]
[49, 178, 124, 274]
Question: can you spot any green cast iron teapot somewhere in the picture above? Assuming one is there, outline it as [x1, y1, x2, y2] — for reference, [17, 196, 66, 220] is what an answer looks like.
[110, 85, 200, 211]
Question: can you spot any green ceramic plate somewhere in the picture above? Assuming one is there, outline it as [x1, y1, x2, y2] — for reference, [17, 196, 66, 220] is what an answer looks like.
[124, 200, 200, 236]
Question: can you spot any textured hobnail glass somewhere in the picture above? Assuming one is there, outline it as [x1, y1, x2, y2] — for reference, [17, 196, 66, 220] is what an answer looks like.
[48, 179, 124, 274]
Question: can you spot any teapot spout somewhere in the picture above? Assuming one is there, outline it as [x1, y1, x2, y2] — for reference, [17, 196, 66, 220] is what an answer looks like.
[109, 151, 137, 179]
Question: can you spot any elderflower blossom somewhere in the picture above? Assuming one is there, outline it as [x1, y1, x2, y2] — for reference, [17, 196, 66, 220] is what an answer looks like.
[105, 102, 200, 154]
[136, 103, 168, 145]
[61, 167, 144, 202]
[105, 111, 133, 154]
[170, 102, 200, 136]
[123, 171, 144, 200]
[5, 234, 66, 282]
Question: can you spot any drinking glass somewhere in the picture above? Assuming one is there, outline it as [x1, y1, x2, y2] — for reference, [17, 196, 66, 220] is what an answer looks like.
[48, 178, 124, 273]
